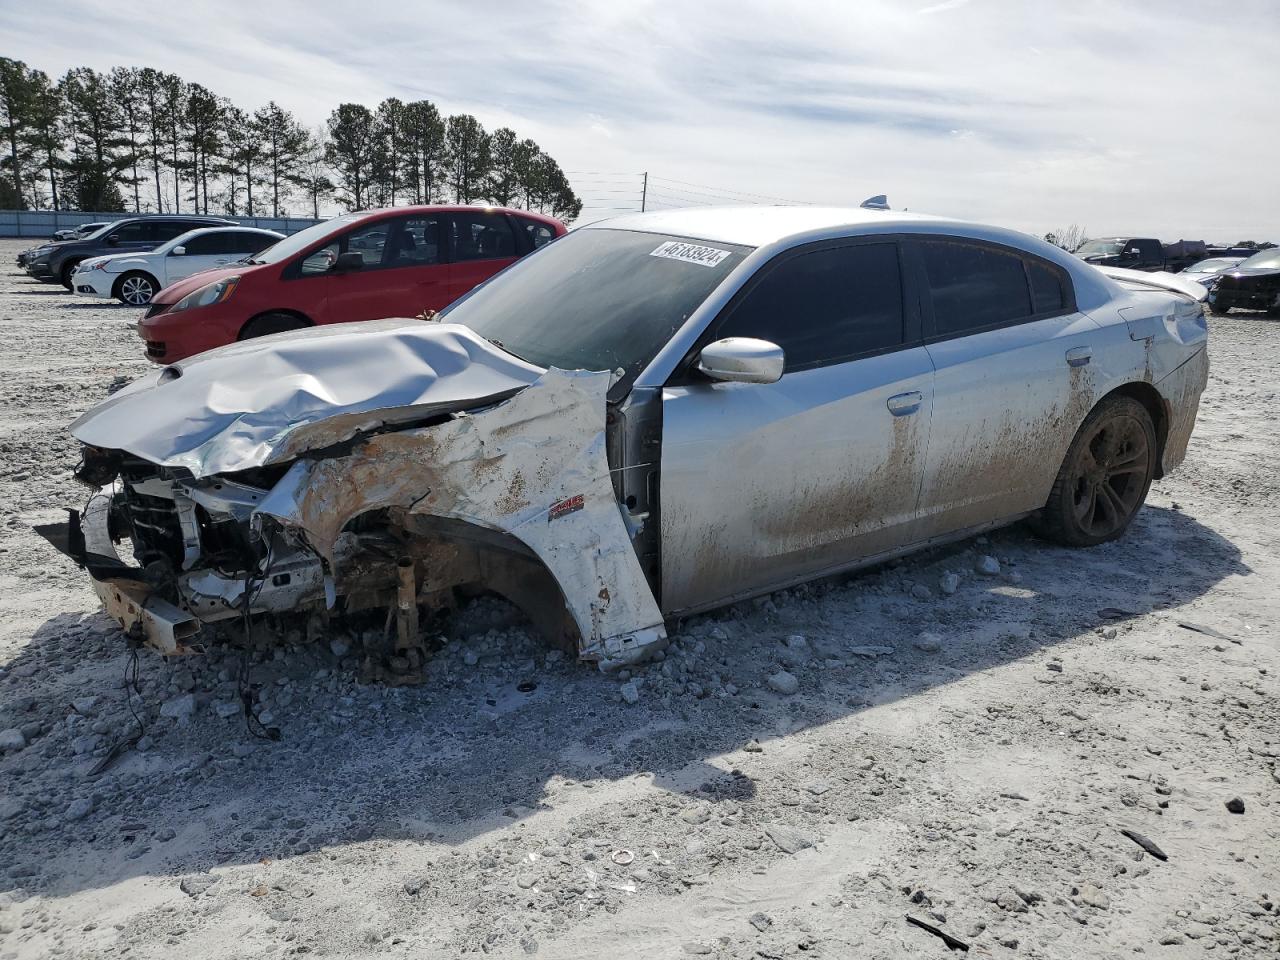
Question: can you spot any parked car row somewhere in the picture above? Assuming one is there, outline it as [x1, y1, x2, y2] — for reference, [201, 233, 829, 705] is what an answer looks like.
[14, 206, 569, 361]
[19, 215, 238, 287]
[137, 206, 566, 362]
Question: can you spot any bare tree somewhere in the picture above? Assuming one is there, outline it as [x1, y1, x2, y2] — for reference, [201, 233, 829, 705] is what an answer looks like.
[1044, 224, 1088, 252]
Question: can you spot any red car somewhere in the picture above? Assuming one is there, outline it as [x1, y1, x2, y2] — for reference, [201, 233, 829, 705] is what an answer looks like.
[138, 205, 566, 363]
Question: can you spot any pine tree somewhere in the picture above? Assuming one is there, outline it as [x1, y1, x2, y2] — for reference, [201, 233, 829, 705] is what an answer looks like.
[444, 114, 490, 204]
[325, 103, 376, 211]
[254, 101, 308, 216]
[402, 100, 445, 204]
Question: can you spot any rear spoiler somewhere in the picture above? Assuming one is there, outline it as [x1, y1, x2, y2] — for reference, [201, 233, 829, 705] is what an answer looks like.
[1094, 265, 1208, 302]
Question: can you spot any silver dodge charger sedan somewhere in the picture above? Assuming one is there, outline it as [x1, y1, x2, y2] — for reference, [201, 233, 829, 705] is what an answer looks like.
[47, 205, 1209, 670]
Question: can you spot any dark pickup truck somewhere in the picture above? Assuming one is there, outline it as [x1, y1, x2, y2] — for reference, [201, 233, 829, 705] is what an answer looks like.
[1074, 237, 1208, 273]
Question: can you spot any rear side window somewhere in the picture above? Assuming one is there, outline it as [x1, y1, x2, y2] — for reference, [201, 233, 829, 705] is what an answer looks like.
[717, 242, 904, 371]
[519, 218, 557, 250]
[235, 232, 275, 255]
[153, 221, 195, 241]
[182, 232, 232, 255]
[1028, 260, 1066, 314]
[919, 240, 1032, 337]
[449, 212, 517, 261]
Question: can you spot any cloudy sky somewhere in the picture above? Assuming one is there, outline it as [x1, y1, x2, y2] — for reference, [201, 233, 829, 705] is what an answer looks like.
[6, 0, 1278, 239]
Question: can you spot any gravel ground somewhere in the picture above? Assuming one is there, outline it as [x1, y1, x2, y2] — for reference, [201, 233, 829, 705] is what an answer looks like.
[0, 237, 1277, 959]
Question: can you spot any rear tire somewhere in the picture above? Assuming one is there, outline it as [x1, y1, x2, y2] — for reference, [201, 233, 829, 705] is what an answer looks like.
[114, 271, 159, 305]
[1033, 395, 1157, 548]
[239, 312, 310, 341]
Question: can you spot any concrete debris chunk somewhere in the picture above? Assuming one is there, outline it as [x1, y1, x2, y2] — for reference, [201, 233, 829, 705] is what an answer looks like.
[64, 798, 94, 822]
[0, 728, 26, 753]
[766, 670, 799, 696]
[763, 823, 814, 854]
[914, 632, 944, 653]
[976, 555, 1001, 576]
[180, 874, 220, 897]
[619, 679, 641, 705]
[159, 693, 197, 720]
[1075, 883, 1111, 910]
[939, 573, 960, 595]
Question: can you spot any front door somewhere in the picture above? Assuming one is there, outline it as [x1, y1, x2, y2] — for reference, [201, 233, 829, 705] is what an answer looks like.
[659, 239, 935, 614]
[299, 215, 450, 324]
[909, 237, 1101, 539]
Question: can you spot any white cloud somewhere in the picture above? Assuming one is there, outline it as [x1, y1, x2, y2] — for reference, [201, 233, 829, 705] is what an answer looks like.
[6, 0, 1278, 239]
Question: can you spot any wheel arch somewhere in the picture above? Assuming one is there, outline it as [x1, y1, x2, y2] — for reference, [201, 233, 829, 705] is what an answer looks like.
[333, 510, 582, 656]
[238, 308, 314, 341]
[1098, 381, 1169, 479]
[111, 269, 162, 301]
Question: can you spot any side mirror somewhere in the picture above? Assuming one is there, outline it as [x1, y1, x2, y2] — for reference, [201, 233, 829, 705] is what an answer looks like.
[333, 251, 365, 272]
[106, 234, 120, 246]
[697, 337, 784, 384]
[171, 245, 186, 256]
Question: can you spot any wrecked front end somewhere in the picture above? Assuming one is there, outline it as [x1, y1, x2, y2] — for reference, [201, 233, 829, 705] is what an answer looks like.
[42, 320, 667, 672]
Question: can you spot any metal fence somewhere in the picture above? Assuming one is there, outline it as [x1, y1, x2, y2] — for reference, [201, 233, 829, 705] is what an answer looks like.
[0, 209, 324, 239]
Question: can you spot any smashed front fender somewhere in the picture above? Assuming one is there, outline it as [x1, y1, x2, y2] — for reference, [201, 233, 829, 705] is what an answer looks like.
[255, 367, 667, 667]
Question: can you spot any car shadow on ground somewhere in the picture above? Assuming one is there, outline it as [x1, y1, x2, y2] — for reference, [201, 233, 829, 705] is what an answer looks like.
[0, 504, 1250, 900]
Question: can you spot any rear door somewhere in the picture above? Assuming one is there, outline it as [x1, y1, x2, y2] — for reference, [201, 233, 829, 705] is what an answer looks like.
[445, 211, 520, 302]
[909, 237, 1099, 539]
[303, 214, 449, 324]
[659, 238, 935, 613]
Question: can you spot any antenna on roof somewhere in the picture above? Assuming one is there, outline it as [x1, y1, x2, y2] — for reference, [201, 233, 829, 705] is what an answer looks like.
[860, 195, 890, 211]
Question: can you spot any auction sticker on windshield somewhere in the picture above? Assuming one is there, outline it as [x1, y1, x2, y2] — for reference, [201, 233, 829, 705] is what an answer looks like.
[649, 240, 731, 268]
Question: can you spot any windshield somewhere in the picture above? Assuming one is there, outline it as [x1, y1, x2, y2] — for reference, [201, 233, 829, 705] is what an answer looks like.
[246, 215, 361, 264]
[79, 222, 117, 241]
[1237, 248, 1280, 271]
[441, 228, 751, 394]
[1075, 239, 1125, 258]
[1187, 258, 1238, 273]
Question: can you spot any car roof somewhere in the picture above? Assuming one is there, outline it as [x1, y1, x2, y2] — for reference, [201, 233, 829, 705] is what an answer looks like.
[349, 204, 564, 227]
[178, 225, 282, 236]
[582, 205, 948, 247]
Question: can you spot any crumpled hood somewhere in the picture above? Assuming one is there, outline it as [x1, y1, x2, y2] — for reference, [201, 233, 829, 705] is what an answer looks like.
[70, 319, 545, 478]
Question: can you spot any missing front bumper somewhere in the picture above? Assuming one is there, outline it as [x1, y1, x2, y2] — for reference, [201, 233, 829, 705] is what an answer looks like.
[35, 501, 204, 655]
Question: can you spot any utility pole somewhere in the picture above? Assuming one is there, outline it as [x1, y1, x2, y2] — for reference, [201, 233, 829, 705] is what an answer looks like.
[641, 171, 647, 212]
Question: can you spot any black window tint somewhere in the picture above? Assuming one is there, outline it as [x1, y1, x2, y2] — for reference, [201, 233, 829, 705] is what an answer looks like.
[236, 232, 274, 254]
[920, 240, 1031, 337]
[718, 243, 904, 370]
[181, 232, 229, 255]
[152, 222, 193, 241]
[450, 212, 517, 261]
[110, 222, 150, 243]
[1028, 260, 1066, 314]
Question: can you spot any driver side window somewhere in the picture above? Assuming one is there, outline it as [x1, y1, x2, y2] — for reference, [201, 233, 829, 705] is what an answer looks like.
[715, 242, 905, 372]
[298, 221, 393, 276]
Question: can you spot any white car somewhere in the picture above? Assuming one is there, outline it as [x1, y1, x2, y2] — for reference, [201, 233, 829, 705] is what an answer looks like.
[71, 226, 284, 305]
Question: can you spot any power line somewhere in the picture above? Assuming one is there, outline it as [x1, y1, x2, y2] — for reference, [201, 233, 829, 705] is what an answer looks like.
[648, 175, 812, 206]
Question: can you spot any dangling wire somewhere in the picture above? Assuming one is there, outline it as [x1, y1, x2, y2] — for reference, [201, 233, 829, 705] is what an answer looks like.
[237, 536, 282, 742]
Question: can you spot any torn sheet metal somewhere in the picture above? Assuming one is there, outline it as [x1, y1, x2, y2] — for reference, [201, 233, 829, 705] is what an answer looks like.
[255, 367, 667, 666]
[69, 320, 545, 478]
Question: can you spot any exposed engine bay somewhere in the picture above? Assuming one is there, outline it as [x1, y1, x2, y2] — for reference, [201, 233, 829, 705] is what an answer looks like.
[40, 320, 669, 673]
